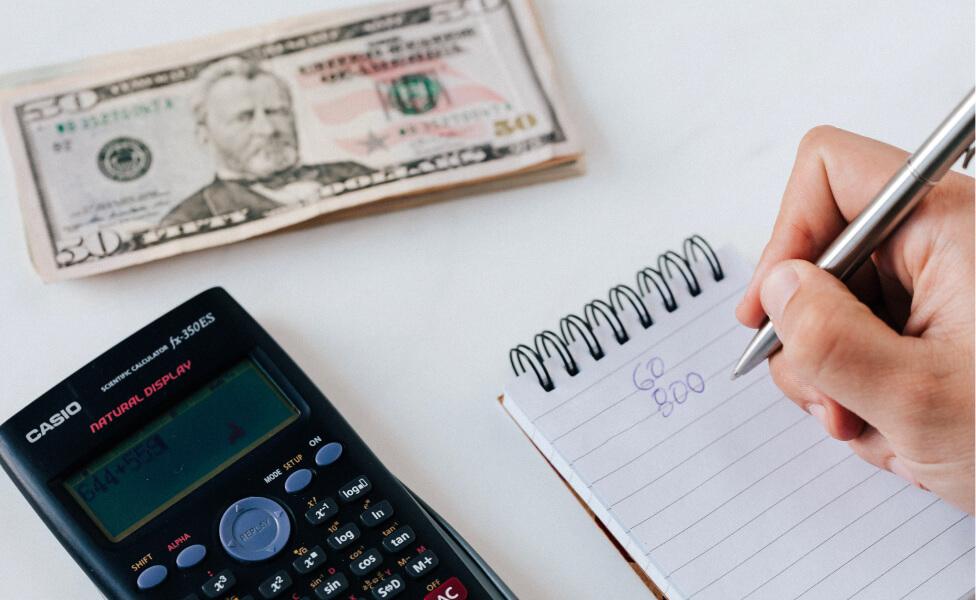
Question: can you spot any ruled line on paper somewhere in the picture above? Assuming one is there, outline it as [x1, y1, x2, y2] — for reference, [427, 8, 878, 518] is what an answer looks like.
[792, 499, 941, 599]
[729, 484, 913, 600]
[663, 454, 857, 574]
[588, 376, 773, 484]
[610, 402, 797, 510]
[847, 516, 970, 599]
[647, 440, 846, 556]
[621, 420, 819, 531]
[898, 546, 975, 600]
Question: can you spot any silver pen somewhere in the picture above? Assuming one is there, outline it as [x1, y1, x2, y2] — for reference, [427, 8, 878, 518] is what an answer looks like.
[732, 89, 976, 379]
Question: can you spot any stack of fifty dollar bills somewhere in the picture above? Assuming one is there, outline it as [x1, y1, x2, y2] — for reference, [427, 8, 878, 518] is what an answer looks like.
[0, 0, 580, 281]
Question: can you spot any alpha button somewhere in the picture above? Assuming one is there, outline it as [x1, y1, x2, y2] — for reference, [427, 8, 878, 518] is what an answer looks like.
[176, 544, 207, 569]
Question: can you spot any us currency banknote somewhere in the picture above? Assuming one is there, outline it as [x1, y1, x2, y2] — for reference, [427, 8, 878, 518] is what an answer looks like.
[1, 0, 579, 280]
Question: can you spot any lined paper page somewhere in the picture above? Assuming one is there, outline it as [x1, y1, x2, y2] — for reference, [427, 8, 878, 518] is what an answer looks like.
[503, 250, 975, 600]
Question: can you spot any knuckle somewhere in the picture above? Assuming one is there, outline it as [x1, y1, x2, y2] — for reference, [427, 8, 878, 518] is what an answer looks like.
[798, 125, 838, 154]
[786, 302, 845, 377]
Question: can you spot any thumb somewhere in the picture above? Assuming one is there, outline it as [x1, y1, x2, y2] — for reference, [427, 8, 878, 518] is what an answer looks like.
[760, 259, 918, 429]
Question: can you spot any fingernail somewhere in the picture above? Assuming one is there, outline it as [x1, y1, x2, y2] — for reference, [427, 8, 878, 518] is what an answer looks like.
[887, 457, 915, 485]
[806, 403, 828, 428]
[760, 264, 800, 322]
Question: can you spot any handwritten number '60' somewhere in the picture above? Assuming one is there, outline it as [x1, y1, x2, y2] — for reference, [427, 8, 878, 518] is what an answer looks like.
[632, 357, 665, 390]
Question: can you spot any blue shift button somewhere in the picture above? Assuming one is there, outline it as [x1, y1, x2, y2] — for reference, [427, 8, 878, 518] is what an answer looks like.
[175, 544, 207, 569]
[219, 497, 291, 563]
[284, 468, 313, 494]
[136, 564, 168, 590]
[315, 442, 343, 467]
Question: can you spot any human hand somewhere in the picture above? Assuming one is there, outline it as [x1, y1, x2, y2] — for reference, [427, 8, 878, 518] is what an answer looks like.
[736, 125, 975, 514]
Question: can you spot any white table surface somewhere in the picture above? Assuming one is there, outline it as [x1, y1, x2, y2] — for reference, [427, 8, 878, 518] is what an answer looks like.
[0, 1, 973, 598]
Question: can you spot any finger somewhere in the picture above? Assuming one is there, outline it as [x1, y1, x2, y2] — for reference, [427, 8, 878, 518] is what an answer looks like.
[768, 352, 864, 441]
[760, 259, 921, 430]
[847, 424, 920, 488]
[737, 126, 910, 328]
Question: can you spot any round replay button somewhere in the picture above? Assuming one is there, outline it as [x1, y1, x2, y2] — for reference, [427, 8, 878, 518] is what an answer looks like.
[314, 442, 343, 467]
[219, 496, 291, 563]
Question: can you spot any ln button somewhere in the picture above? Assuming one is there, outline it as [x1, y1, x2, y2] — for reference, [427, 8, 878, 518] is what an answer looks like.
[360, 500, 393, 527]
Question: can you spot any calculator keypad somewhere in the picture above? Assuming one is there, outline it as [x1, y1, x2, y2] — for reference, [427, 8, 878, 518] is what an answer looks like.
[148, 439, 473, 599]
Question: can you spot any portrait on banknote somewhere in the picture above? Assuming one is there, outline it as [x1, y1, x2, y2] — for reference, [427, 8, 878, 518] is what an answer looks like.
[159, 57, 376, 226]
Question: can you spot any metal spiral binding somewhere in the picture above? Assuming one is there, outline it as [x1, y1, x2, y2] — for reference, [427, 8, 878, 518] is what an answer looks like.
[509, 235, 724, 391]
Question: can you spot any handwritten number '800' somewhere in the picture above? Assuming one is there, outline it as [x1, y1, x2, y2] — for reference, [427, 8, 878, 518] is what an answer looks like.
[631, 357, 706, 417]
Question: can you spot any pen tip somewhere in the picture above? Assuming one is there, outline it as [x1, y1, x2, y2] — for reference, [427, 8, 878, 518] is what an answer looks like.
[730, 368, 741, 381]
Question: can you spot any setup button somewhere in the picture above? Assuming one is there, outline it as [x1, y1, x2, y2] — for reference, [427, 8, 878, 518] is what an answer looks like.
[219, 496, 291, 563]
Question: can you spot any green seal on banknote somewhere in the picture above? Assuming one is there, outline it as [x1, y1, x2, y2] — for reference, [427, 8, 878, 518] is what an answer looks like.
[388, 73, 441, 115]
[96, 137, 152, 182]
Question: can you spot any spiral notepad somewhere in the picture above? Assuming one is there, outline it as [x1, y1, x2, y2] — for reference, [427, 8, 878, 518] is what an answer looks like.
[501, 236, 974, 600]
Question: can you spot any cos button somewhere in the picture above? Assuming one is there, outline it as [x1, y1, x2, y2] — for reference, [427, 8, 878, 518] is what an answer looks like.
[219, 497, 291, 563]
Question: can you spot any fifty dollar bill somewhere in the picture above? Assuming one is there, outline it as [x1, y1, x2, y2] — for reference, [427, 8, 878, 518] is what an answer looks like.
[2, 0, 579, 280]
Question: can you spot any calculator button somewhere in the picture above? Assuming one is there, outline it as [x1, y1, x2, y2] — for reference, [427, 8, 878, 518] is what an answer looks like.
[325, 522, 360, 550]
[314, 572, 349, 599]
[304, 498, 338, 525]
[135, 564, 168, 590]
[424, 577, 468, 600]
[201, 569, 236, 598]
[349, 547, 383, 576]
[337, 476, 371, 503]
[284, 468, 314, 494]
[219, 496, 291, 563]
[381, 526, 415, 553]
[292, 545, 326, 574]
[360, 500, 394, 527]
[258, 570, 292, 598]
[405, 550, 439, 578]
[314, 442, 343, 467]
[176, 544, 207, 569]
[371, 574, 406, 599]
[180, 595, 200, 600]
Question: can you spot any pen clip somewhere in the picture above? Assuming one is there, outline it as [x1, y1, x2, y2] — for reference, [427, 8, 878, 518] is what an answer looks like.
[963, 144, 975, 169]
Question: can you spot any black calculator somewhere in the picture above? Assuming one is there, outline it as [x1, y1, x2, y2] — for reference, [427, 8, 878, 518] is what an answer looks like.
[0, 288, 512, 600]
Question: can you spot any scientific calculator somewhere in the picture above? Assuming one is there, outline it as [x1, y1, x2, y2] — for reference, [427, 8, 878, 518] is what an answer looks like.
[0, 288, 512, 600]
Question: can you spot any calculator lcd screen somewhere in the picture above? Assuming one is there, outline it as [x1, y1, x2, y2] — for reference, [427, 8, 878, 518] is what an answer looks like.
[64, 358, 299, 541]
